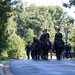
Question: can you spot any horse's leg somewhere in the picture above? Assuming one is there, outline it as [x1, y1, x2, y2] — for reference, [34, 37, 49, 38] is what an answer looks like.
[50, 49, 52, 59]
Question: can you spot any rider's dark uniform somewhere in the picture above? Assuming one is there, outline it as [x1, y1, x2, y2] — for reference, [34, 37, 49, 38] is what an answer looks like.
[55, 32, 62, 40]
[40, 33, 50, 45]
[40, 31, 51, 60]
[54, 31, 64, 60]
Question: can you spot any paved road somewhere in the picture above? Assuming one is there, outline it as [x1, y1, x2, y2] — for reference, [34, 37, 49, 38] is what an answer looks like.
[10, 59, 75, 75]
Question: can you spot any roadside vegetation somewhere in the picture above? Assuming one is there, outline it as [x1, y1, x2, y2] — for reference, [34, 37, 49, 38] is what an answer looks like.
[0, 0, 75, 61]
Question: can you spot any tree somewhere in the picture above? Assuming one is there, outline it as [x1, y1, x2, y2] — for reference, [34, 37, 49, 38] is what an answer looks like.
[62, 0, 75, 49]
[7, 34, 26, 59]
[0, 0, 17, 55]
[5, 8, 26, 59]
[62, 0, 75, 8]
[13, 1, 74, 41]
[23, 28, 35, 43]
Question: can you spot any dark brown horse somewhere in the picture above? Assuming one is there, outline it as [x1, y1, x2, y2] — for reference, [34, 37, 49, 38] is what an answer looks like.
[54, 39, 64, 60]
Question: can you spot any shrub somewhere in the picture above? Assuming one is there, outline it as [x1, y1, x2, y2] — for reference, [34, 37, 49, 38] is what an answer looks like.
[7, 34, 26, 59]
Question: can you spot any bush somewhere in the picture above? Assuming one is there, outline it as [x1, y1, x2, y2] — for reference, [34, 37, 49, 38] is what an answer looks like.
[2, 51, 8, 57]
[7, 34, 26, 59]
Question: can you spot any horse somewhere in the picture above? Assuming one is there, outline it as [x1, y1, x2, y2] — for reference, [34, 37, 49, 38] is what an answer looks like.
[31, 37, 41, 60]
[40, 39, 51, 60]
[54, 39, 64, 60]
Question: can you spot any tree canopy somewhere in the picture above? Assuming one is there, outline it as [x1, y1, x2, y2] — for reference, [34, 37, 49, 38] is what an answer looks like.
[0, 0, 14, 53]
[62, 0, 75, 8]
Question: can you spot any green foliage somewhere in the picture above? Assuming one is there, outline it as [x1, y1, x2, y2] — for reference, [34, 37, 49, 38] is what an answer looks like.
[0, 0, 17, 55]
[23, 28, 35, 43]
[2, 51, 8, 57]
[0, 56, 9, 62]
[69, 28, 75, 46]
[14, 2, 73, 40]
[7, 34, 26, 59]
[63, 0, 75, 8]
[3, 5, 26, 59]
[49, 23, 55, 40]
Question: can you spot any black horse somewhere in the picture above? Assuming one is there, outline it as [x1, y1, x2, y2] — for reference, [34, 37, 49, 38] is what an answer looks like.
[40, 29, 51, 60]
[40, 39, 51, 60]
[31, 37, 51, 60]
[31, 37, 42, 60]
[54, 39, 64, 60]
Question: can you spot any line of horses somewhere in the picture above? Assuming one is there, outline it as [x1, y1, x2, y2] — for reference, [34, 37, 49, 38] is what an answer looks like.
[29, 37, 64, 60]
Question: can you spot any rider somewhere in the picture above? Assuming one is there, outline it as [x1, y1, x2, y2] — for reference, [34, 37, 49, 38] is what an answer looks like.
[40, 29, 50, 44]
[54, 28, 64, 60]
[40, 29, 50, 60]
[55, 28, 62, 40]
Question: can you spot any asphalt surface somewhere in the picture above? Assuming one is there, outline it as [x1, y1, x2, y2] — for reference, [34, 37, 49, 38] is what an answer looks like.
[0, 60, 13, 75]
[10, 59, 75, 75]
[0, 57, 75, 75]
